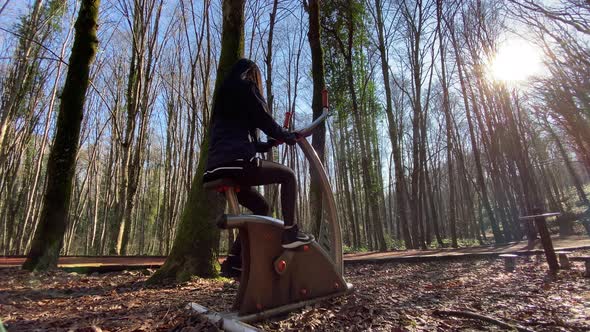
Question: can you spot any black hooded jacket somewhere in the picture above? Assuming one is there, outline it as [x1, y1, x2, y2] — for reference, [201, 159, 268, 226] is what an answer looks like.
[205, 59, 290, 171]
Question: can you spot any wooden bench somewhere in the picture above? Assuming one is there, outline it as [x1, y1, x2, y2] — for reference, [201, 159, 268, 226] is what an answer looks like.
[570, 256, 590, 277]
[499, 254, 518, 272]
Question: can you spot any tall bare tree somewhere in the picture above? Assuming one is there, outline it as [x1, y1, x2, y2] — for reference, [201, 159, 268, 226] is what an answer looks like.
[305, 0, 328, 237]
[23, 0, 100, 271]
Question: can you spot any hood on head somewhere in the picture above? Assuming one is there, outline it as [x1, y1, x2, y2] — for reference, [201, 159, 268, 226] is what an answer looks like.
[226, 58, 256, 83]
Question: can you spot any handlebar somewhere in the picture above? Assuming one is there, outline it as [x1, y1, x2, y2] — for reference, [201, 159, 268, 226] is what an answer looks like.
[293, 89, 330, 138]
[294, 107, 329, 138]
[267, 90, 329, 146]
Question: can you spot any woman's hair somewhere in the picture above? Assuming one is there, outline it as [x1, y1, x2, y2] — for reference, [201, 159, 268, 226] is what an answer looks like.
[213, 59, 264, 120]
[219, 58, 263, 95]
[242, 64, 264, 95]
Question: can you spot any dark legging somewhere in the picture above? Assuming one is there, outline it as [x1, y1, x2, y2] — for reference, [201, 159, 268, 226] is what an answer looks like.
[235, 159, 296, 225]
[205, 159, 296, 257]
[206, 159, 296, 225]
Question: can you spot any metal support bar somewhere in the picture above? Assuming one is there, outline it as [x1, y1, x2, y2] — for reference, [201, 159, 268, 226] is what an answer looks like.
[236, 284, 353, 323]
[223, 214, 284, 229]
[188, 283, 352, 328]
[226, 188, 240, 214]
[187, 303, 261, 332]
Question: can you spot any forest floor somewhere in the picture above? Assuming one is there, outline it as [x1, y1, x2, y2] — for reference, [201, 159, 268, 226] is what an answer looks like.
[1, 250, 589, 331]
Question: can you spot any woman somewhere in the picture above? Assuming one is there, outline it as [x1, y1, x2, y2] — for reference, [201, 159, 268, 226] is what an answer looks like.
[204, 59, 313, 277]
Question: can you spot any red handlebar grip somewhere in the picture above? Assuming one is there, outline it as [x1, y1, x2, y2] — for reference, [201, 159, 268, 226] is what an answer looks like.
[283, 111, 292, 128]
[322, 89, 329, 108]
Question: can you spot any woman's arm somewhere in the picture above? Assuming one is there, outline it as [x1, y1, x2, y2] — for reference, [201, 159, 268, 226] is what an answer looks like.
[244, 83, 290, 140]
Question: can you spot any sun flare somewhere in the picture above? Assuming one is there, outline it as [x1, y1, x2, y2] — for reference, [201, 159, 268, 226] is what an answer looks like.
[488, 40, 542, 82]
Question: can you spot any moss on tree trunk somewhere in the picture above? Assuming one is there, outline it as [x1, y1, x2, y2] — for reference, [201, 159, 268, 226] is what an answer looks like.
[148, 0, 245, 284]
[23, 0, 100, 271]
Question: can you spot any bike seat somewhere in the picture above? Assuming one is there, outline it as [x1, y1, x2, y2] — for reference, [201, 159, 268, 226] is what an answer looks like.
[203, 178, 238, 190]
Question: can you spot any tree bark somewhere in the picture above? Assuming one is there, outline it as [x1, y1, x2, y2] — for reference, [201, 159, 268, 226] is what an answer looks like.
[263, 0, 278, 209]
[148, 0, 245, 283]
[305, 0, 327, 238]
[374, 0, 411, 249]
[23, 0, 100, 271]
[436, 0, 457, 247]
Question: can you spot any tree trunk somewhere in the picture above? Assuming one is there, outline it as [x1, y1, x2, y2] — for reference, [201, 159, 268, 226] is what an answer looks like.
[547, 126, 589, 206]
[448, 23, 504, 243]
[342, 4, 386, 251]
[305, 0, 327, 238]
[374, 0, 411, 249]
[437, 0, 457, 247]
[23, 0, 100, 271]
[0, 0, 43, 158]
[424, 156, 444, 247]
[263, 0, 278, 210]
[148, 0, 245, 283]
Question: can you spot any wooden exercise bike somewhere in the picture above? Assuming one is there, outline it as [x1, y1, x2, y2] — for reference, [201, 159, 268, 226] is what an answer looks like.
[197, 90, 352, 328]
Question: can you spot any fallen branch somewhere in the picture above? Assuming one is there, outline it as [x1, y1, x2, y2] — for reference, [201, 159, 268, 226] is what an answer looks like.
[433, 309, 535, 332]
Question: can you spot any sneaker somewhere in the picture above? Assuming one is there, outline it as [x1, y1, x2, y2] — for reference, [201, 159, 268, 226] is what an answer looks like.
[281, 224, 315, 249]
[220, 254, 242, 279]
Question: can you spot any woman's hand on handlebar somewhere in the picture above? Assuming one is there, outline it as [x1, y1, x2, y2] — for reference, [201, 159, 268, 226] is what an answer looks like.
[284, 132, 301, 146]
[267, 138, 279, 147]
[261, 132, 300, 150]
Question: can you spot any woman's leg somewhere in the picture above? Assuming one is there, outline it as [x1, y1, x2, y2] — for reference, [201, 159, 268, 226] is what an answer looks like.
[237, 160, 296, 226]
[209, 158, 310, 249]
[227, 187, 270, 257]
[237, 159, 312, 248]
[236, 186, 270, 216]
